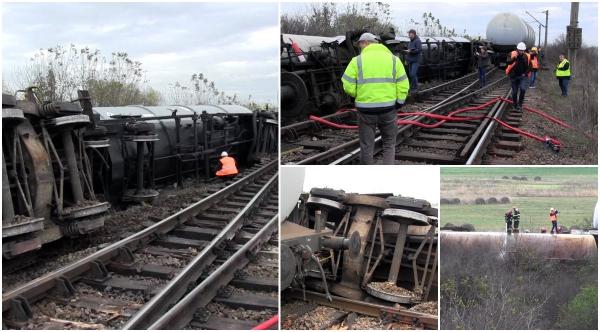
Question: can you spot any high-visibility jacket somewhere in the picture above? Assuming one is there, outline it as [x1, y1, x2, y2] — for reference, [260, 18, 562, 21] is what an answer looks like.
[216, 156, 238, 177]
[341, 43, 409, 111]
[550, 212, 558, 222]
[505, 51, 531, 76]
[530, 54, 539, 70]
[555, 59, 571, 78]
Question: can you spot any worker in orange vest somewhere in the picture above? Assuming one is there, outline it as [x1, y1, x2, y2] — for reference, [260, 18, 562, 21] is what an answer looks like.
[529, 47, 540, 88]
[549, 207, 559, 234]
[505, 42, 532, 111]
[216, 151, 238, 180]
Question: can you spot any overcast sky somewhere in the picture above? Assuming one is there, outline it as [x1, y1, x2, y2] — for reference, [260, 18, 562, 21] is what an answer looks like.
[282, 1, 598, 46]
[2, 2, 278, 104]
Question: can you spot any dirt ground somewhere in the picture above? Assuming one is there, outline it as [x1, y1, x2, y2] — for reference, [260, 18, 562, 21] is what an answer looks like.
[496, 69, 597, 165]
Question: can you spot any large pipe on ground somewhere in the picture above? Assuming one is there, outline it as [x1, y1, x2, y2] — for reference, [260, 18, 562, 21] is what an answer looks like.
[441, 232, 597, 260]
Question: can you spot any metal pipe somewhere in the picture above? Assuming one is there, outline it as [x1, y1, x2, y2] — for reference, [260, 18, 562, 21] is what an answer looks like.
[61, 131, 84, 203]
[136, 142, 145, 193]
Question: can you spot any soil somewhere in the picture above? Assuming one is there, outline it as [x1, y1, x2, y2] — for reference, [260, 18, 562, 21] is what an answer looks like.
[487, 71, 597, 165]
[368, 281, 418, 298]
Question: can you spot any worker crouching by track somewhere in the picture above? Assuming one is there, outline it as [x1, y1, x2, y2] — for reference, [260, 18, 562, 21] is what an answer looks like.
[216, 151, 239, 181]
[341, 32, 409, 165]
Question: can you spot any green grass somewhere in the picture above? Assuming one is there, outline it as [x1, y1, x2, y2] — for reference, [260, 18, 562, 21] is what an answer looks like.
[441, 167, 597, 180]
[441, 196, 596, 231]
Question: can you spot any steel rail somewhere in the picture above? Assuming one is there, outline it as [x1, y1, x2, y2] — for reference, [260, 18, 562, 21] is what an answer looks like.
[465, 89, 513, 164]
[148, 214, 279, 329]
[2, 159, 277, 316]
[281, 71, 484, 149]
[330, 70, 506, 165]
[287, 289, 438, 330]
[289, 70, 494, 165]
[123, 171, 278, 329]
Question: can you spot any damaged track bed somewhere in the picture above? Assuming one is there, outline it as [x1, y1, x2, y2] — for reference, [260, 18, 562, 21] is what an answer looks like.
[3, 160, 279, 330]
[283, 289, 437, 330]
[282, 70, 496, 165]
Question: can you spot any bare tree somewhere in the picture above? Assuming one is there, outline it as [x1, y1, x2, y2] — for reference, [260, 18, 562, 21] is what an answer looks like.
[7, 44, 161, 106]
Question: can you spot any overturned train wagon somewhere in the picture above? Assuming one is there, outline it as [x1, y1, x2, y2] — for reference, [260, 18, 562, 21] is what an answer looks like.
[2, 90, 277, 259]
[281, 31, 473, 124]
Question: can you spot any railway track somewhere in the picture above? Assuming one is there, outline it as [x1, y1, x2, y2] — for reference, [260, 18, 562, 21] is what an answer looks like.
[285, 289, 438, 329]
[2, 160, 279, 330]
[282, 70, 500, 165]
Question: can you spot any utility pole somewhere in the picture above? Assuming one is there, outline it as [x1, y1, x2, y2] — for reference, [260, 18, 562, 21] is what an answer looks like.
[567, 2, 581, 76]
[543, 9, 548, 51]
[526, 10, 548, 66]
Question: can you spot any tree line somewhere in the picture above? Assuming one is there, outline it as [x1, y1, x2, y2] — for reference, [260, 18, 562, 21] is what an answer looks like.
[3, 44, 270, 109]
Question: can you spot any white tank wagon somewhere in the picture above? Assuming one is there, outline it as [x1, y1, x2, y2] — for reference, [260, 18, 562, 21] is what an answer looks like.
[486, 12, 536, 52]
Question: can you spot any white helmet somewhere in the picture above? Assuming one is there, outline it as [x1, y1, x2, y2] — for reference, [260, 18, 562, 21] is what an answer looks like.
[221, 151, 228, 157]
[517, 42, 526, 51]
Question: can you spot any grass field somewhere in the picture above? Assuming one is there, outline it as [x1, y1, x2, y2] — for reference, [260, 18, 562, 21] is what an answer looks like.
[441, 167, 597, 231]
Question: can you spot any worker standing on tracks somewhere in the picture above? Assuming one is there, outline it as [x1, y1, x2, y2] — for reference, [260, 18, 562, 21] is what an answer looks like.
[404, 29, 422, 92]
[341, 32, 409, 165]
[216, 151, 238, 180]
[529, 47, 539, 88]
[505, 42, 531, 111]
[475, 46, 490, 88]
[512, 207, 521, 233]
[549, 208, 559, 234]
[505, 209, 513, 234]
[555, 54, 571, 97]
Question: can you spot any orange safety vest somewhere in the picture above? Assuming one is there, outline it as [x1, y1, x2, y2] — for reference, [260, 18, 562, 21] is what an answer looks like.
[216, 156, 238, 176]
[505, 51, 531, 76]
[550, 212, 557, 222]
[531, 54, 539, 69]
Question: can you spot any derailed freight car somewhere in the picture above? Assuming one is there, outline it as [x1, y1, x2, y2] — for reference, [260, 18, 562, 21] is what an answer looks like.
[2, 88, 277, 259]
[281, 30, 473, 124]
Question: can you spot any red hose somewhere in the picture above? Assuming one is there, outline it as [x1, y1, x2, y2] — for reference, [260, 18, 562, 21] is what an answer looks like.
[252, 315, 278, 330]
[307, 97, 592, 149]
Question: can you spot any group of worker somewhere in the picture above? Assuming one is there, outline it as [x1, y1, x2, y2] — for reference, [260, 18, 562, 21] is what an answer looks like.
[340, 29, 573, 165]
[504, 207, 562, 234]
[505, 42, 571, 111]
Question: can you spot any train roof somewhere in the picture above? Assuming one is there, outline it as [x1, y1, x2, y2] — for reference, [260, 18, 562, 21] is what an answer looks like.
[93, 105, 253, 120]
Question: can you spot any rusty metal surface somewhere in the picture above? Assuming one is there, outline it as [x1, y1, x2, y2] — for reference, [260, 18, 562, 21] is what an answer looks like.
[288, 288, 438, 329]
[382, 208, 430, 226]
[441, 231, 598, 260]
[345, 194, 389, 209]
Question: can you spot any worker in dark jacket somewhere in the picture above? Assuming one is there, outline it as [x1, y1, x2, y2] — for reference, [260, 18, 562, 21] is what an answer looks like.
[505, 42, 531, 111]
[505, 209, 513, 234]
[475, 46, 491, 87]
[555, 54, 571, 96]
[512, 207, 520, 233]
[404, 29, 422, 92]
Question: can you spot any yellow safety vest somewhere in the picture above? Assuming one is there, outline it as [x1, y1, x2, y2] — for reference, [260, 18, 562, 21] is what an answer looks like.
[555, 59, 571, 77]
[341, 43, 409, 109]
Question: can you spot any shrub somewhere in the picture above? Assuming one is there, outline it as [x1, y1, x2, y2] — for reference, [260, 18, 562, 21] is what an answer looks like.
[487, 197, 498, 204]
[556, 284, 598, 329]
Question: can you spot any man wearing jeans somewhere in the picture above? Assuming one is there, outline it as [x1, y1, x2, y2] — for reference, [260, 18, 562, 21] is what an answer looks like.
[405, 29, 422, 92]
[505, 42, 531, 111]
[341, 32, 410, 165]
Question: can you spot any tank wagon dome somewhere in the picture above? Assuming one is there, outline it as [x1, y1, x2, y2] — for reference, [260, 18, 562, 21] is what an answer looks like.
[92, 104, 253, 120]
[486, 12, 536, 49]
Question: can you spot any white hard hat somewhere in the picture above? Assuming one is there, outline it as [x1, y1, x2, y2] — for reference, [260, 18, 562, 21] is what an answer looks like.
[550, 207, 555, 211]
[221, 151, 228, 157]
[358, 33, 378, 43]
[517, 42, 526, 51]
